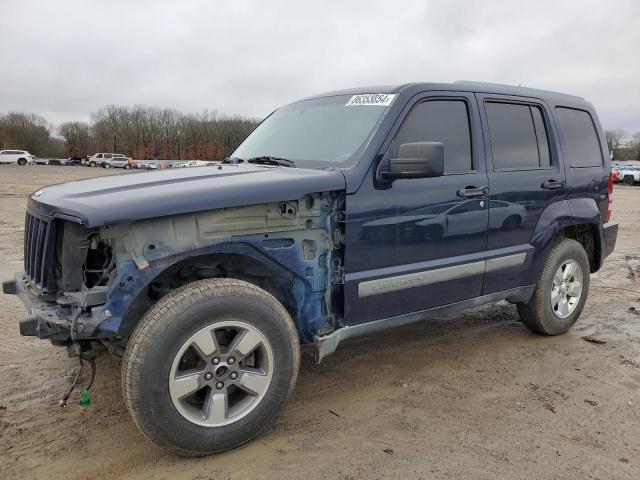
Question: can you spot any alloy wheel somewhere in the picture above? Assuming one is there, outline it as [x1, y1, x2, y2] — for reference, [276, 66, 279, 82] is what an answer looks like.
[168, 320, 274, 427]
[551, 259, 583, 318]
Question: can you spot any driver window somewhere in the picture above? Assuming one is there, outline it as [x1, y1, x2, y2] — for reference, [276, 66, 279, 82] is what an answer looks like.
[394, 99, 473, 174]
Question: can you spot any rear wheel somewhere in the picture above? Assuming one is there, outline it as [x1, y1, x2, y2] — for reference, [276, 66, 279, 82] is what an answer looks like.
[17, 158, 27, 165]
[623, 175, 635, 186]
[517, 238, 590, 335]
[122, 278, 300, 457]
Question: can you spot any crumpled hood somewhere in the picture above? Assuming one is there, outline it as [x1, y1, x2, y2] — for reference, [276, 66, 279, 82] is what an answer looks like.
[28, 164, 346, 227]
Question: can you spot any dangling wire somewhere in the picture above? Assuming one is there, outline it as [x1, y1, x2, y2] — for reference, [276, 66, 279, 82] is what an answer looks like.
[58, 308, 97, 407]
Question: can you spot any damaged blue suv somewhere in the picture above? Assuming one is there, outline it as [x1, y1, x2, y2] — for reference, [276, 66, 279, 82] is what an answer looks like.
[3, 82, 618, 456]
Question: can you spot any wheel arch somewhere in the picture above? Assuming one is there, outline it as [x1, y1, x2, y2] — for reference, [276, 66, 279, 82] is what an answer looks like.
[98, 241, 330, 344]
[526, 198, 605, 286]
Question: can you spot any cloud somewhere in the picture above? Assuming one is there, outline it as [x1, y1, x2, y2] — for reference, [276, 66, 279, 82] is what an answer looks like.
[1, 0, 639, 132]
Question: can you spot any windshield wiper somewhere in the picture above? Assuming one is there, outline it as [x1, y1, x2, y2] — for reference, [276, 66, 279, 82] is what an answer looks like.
[222, 156, 296, 167]
[221, 156, 244, 164]
[246, 156, 295, 168]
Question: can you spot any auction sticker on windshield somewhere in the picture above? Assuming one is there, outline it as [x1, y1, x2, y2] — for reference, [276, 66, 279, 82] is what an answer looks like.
[345, 94, 396, 106]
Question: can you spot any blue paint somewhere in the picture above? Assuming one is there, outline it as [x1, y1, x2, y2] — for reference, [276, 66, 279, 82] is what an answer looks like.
[13, 81, 618, 348]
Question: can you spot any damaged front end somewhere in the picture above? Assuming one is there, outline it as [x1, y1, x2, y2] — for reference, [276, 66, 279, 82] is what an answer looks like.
[3, 209, 116, 344]
[4, 191, 346, 350]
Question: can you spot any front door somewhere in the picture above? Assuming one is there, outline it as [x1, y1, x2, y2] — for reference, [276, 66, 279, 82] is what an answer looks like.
[343, 92, 489, 325]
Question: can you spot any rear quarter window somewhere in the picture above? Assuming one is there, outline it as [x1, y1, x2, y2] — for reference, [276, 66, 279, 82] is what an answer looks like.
[555, 107, 603, 168]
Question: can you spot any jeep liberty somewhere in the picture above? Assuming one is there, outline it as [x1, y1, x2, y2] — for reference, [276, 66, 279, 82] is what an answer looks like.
[3, 81, 618, 456]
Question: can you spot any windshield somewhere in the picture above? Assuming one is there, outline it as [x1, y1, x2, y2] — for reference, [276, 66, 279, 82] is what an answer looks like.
[231, 94, 393, 168]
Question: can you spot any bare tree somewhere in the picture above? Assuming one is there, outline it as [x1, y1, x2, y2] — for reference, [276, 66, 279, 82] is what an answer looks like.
[2, 106, 259, 160]
[0, 112, 53, 156]
[604, 129, 626, 159]
[630, 131, 640, 160]
[58, 121, 91, 157]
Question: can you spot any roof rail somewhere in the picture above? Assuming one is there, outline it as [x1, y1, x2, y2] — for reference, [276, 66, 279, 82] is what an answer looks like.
[453, 80, 585, 101]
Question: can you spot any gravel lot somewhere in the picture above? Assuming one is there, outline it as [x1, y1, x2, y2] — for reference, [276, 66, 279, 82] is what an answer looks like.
[1, 165, 639, 480]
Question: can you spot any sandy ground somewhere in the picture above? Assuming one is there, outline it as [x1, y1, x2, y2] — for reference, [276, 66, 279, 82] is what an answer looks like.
[0, 165, 639, 480]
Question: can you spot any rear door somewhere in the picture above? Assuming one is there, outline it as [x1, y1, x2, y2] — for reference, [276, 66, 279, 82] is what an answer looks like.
[343, 92, 490, 324]
[477, 94, 566, 294]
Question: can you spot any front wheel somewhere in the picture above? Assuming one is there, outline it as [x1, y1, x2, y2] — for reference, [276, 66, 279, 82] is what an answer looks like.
[623, 175, 635, 186]
[122, 278, 300, 457]
[517, 238, 590, 335]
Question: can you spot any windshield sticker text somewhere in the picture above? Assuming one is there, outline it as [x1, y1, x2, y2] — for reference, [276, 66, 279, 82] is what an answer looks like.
[345, 94, 396, 107]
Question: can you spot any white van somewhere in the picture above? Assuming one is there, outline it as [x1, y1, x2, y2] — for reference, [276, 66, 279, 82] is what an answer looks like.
[0, 150, 35, 165]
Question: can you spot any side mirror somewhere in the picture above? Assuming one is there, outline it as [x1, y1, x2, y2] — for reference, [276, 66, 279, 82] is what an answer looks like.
[379, 142, 444, 180]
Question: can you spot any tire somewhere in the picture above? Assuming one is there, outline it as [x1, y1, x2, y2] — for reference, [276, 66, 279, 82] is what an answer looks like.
[122, 278, 300, 457]
[103, 163, 111, 168]
[502, 215, 522, 231]
[124, 164, 131, 170]
[89, 161, 96, 167]
[17, 158, 27, 165]
[517, 238, 590, 335]
[623, 175, 634, 186]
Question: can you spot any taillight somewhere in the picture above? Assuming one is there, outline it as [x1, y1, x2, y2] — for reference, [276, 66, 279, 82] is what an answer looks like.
[605, 174, 613, 223]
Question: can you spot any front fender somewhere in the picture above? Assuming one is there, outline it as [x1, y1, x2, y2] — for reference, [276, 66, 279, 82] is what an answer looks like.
[89, 237, 329, 343]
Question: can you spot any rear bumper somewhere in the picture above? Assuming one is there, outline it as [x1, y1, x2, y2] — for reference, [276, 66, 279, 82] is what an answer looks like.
[602, 221, 618, 260]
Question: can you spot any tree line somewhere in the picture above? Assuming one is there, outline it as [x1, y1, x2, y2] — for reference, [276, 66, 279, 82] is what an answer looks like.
[1, 107, 260, 160]
[2, 108, 639, 161]
[605, 129, 640, 161]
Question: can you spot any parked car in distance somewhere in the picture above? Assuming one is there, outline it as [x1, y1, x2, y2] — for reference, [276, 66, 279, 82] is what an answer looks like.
[4, 81, 618, 457]
[85, 153, 127, 167]
[617, 165, 640, 185]
[102, 156, 133, 169]
[65, 157, 84, 167]
[133, 160, 159, 170]
[180, 160, 211, 168]
[47, 158, 70, 166]
[0, 149, 35, 165]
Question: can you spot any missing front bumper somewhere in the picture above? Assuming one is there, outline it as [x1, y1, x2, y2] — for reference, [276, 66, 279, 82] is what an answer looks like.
[5, 273, 84, 341]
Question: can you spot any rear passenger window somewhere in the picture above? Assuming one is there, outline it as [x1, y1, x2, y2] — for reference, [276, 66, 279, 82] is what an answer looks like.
[485, 102, 551, 170]
[555, 107, 602, 168]
[394, 100, 472, 174]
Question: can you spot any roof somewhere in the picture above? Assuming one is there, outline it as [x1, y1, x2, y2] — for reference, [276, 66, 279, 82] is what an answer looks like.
[299, 81, 587, 105]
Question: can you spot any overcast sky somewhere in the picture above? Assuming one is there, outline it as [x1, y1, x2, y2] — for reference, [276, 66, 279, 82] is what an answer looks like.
[1, 0, 639, 133]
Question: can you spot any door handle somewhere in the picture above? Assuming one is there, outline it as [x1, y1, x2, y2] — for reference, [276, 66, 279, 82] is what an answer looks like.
[542, 179, 564, 190]
[457, 186, 489, 198]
